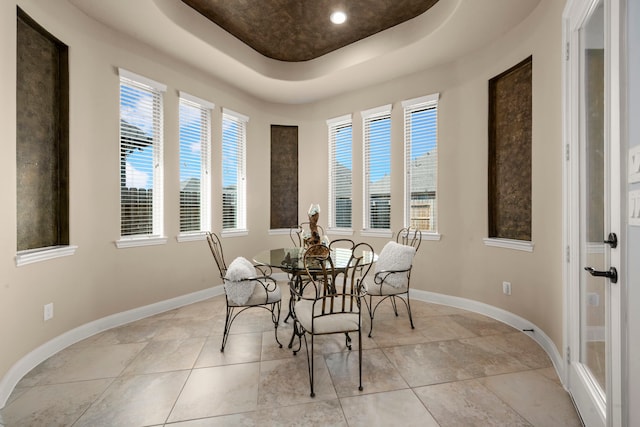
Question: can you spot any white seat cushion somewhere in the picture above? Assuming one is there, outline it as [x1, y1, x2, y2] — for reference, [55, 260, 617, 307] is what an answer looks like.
[224, 257, 258, 305]
[294, 299, 359, 334]
[374, 241, 416, 288]
[228, 282, 281, 307]
[363, 278, 408, 296]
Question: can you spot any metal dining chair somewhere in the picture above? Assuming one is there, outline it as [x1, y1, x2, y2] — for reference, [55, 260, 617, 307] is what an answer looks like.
[363, 227, 422, 337]
[206, 232, 282, 351]
[290, 242, 374, 397]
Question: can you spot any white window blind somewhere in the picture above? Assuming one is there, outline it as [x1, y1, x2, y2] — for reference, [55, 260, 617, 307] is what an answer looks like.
[179, 92, 213, 234]
[403, 93, 439, 233]
[221, 108, 248, 231]
[118, 69, 166, 238]
[327, 114, 353, 229]
[362, 105, 392, 230]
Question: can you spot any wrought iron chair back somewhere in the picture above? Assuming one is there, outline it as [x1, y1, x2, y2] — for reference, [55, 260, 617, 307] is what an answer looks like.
[292, 242, 374, 397]
[206, 231, 227, 279]
[328, 238, 355, 252]
[289, 224, 304, 247]
[396, 227, 422, 251]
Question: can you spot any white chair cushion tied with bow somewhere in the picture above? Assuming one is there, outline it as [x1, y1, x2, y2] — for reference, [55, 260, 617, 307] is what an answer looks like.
[363, 227, 422, 337]
[372, 241, 416, 289]
[224, 257, 257, 305]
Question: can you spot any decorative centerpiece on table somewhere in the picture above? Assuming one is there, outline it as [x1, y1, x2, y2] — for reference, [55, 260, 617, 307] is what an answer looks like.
[304, 204, 325, 255]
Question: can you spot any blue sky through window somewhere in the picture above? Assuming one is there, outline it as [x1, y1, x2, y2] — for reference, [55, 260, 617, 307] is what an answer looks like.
[409, 108, 437, 160]
[120, 83, 157, 190]
[368, 116, 391, 183]
[334, 125, 352, 169]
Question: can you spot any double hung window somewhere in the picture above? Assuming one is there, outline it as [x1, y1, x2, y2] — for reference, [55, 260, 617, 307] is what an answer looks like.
[327, 115, 353, 230]
[402, 93, 439, 233]
[118, 69, 166, 243]
[362, 105, 392, 231]
[221, 108, 248, 232]
[179, 92, 213, 236]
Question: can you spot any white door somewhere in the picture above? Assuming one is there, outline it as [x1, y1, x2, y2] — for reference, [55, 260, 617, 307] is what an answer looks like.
[564, 0, 622, 425]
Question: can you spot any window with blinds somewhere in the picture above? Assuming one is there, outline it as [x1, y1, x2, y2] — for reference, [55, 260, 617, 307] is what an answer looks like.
[221, 108, 248, 231]
[179, 93, 213, 234]
[119, 69, 165, 238]
[403, 93, 439, 233]
[327, 115, 353, 229]
[362, 105, 392, 230]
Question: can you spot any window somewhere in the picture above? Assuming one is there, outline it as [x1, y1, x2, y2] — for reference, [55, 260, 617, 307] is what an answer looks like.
[221, 108, 248, 232]
[403, 93, 439, 233]
[118, 69, 166, 242]
[362, 105, 392, 231]
[179, 92, 213, 236]
[327, 114, 353, 230]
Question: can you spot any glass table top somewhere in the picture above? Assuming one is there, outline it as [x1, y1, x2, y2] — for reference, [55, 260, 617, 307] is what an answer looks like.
[253, 247, 375, 272]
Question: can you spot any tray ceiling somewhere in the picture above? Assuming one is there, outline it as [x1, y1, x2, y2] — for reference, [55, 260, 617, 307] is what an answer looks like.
[67, 0, 542, 103]
[180, 0, 439, 62]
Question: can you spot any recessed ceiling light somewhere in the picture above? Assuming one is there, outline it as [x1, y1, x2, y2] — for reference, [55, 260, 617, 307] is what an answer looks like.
[330, 11, 347, 25]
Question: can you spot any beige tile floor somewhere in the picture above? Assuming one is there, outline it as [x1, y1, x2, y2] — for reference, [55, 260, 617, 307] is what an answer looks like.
[1, 285, 583, 426]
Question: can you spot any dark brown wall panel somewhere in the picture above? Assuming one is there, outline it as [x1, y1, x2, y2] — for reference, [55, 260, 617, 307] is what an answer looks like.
[270, 125, 298, 229]
[488, 56, 532, 241]
[16, 9, 69, 251]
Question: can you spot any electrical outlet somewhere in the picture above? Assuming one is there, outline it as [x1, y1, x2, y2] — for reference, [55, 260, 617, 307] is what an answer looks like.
[502, 281, 511, 295]
[44, 303, 54, 321]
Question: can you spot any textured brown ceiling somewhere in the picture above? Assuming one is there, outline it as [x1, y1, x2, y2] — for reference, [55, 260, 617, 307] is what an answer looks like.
[181, 0, 439, 62]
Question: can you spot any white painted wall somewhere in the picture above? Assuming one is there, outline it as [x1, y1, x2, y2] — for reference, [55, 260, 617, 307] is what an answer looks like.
[0, 0, 565, 407]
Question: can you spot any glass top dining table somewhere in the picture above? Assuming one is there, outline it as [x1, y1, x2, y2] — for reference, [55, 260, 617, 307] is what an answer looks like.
[253, 246, 376, 273]
[254, 245, 376, 348]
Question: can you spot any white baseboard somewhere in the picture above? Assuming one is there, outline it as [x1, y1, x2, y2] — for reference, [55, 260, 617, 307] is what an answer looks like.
[409, 289, 566, 387]
[0, 285, 223, 409]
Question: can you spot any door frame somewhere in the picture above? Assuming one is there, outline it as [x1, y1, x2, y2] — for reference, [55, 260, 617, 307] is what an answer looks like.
[562, 0, 623, 425]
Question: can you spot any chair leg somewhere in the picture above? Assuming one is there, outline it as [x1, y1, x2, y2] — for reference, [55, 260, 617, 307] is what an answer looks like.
[301, 332, 315, 397]
[272, 301, 283, 348]
[365, 295, 375, 338]
[310, 334, 315, 397]
[358, 327, 363, 391]
[405, 294, 415, 329]
[391, 295, 399, 316]
[291, 318, 303, 355]
[220, 305, 234, 352]
[345, 332, 352, 350]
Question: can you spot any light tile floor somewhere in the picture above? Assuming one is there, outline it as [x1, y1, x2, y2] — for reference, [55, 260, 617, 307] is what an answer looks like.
[1, 285, 583, 426]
